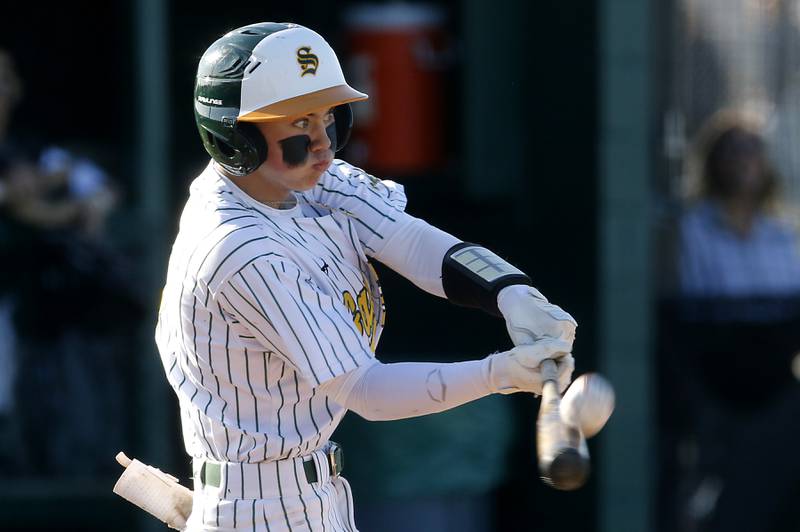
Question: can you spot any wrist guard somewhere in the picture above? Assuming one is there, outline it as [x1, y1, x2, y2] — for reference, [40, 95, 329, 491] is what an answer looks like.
[441, 242, 532, 316]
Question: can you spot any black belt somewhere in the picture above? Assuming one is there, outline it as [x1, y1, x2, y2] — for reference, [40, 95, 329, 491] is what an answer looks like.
[303, 442, 344, 484]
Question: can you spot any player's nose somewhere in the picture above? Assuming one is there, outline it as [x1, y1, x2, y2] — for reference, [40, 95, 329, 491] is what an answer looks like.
[310, 121, 332, 152]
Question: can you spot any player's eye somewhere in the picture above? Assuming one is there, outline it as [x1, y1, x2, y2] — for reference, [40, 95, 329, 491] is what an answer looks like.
[323, 112, 335, 126]
[292, 118, 309, 129]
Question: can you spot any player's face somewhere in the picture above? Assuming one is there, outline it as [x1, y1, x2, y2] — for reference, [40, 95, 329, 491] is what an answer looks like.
[255, 107, 335, 194]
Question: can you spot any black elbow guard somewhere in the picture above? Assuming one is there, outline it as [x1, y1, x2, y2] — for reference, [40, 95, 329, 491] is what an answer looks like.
[441, 242, 532, 316]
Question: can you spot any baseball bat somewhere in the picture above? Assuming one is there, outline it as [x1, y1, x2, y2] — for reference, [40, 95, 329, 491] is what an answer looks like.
[536, 358, 591, 490]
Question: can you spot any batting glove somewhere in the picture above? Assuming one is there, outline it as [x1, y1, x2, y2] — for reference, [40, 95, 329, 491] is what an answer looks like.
[497, 284, 577, 348]
[483, 338, 575, 395]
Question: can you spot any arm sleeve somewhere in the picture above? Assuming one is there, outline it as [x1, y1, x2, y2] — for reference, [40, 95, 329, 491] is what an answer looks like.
[318, 358, 493, 421]
[374, 217, 460, 298]
[216, 258, 375, 386]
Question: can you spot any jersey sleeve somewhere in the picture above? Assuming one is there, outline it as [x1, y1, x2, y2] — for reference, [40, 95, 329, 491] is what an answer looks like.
[308, 160, 411, 257]
[215, 257, 376, 386]
[313, 160, 535, 304]
[307, 161, 461, 298]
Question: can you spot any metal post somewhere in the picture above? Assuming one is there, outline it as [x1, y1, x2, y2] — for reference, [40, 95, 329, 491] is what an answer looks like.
[134, 0, 171, 530]
[598, 0, 655, 531]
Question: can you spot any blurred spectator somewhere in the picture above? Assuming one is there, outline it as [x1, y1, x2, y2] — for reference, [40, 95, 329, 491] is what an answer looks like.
[663, 107, 800, 532]
[0, 147, 118, 238]
[678, 108, 800, 299]
[6, 147, 139, 477]
[0, 48, 142, 478]
[0, 49, 25, 474]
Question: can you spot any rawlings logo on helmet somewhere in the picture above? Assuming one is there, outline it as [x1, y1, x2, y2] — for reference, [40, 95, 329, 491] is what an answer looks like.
[296, 47, 319, 76]
[198, 95, 223, 106]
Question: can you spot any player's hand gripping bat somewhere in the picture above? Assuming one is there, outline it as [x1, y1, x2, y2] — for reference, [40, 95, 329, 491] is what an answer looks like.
[536, 358, 590, 490]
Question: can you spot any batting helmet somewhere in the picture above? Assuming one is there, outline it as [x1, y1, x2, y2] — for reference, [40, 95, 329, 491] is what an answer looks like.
[194, 22, 368, 176]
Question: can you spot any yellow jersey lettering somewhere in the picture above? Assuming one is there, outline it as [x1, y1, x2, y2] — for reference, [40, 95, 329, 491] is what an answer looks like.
[343, 287, 378, 346]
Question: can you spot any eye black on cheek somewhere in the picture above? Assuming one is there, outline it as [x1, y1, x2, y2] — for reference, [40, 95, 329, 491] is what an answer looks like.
[279, 134, 311, 167]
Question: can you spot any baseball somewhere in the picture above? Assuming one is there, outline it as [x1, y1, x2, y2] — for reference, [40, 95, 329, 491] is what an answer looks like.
[559, 373, 615, 438]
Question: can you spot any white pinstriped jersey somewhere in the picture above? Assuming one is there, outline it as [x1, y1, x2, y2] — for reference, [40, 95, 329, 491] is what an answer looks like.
[155, 160, 409, 464]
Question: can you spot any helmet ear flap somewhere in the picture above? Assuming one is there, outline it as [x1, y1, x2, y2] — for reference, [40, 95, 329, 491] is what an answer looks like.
[196, 122, 268, 177]
[237, 122, 268, 168]
[333, 104, 353, 152]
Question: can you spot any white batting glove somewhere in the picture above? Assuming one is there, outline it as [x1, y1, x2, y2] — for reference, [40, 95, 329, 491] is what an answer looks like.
[483, 338, 575, 395]
[497, 285, 577, 347]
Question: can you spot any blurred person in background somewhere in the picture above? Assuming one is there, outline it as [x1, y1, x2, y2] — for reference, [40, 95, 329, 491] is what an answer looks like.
[7, 147, 140, 477]
[678, 108, 800, 298]
[668, 107, 800, 532]
[0, 47, 142, 477]
[2, 146, 119, 238]
[0, 48, 27, 474]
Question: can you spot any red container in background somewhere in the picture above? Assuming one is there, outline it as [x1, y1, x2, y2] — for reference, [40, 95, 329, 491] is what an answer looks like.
[343, 3, 448, 175]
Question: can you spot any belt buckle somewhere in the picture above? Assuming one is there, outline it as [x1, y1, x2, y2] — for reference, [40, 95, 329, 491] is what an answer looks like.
[200, 460, 221, 488]
[328, 442, 343, 477]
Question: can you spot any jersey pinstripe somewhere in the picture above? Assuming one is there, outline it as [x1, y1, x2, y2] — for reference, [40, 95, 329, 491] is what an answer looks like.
[156, 159, 409, 466]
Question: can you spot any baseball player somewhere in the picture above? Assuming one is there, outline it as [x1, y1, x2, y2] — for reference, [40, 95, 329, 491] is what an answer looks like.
[155, 22, 577, 531]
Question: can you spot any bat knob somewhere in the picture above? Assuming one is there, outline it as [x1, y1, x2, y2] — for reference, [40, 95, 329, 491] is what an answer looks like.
[116, 452, 133, 468]
[543, 448, 590, 491]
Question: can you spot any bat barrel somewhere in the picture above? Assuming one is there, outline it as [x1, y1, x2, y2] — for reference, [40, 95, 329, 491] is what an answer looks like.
[543, 448, 591, 491]
[536, 358, 591, 491]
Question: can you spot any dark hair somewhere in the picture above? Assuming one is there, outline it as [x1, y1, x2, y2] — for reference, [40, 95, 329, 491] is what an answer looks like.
[695, 110, 779, 206]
